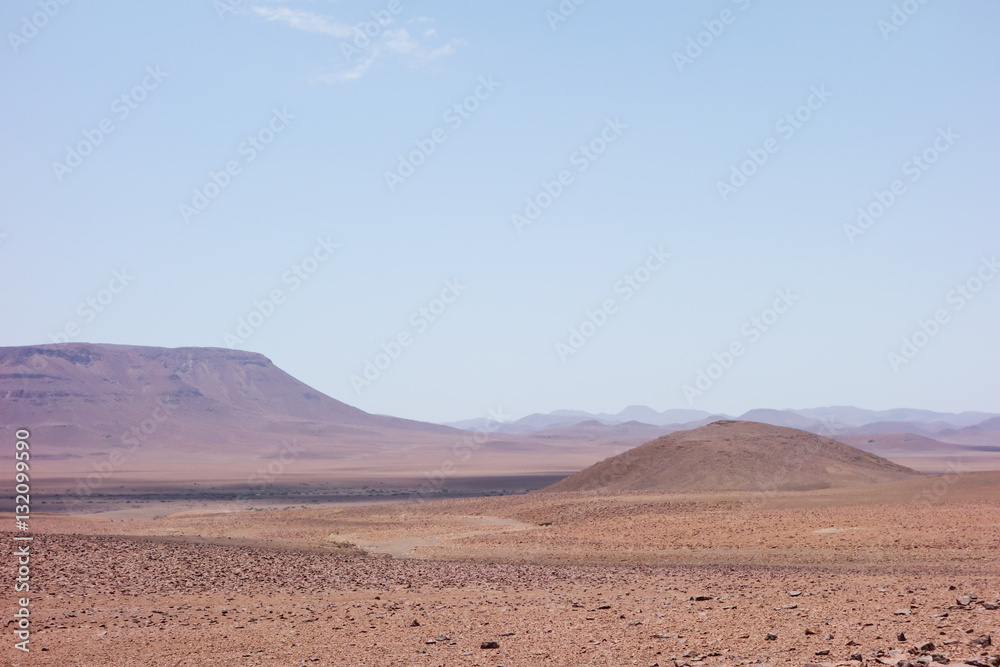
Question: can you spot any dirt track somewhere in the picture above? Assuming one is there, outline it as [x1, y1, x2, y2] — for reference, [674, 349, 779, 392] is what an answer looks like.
[5, 473, 1000, 666]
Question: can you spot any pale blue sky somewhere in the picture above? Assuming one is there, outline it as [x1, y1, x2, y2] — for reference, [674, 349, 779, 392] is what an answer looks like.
[2, 1, 998, 422]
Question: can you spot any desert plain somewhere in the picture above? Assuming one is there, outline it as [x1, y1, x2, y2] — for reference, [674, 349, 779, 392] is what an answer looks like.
[5, 470, 999, 667]
[4, 345, 999, 666]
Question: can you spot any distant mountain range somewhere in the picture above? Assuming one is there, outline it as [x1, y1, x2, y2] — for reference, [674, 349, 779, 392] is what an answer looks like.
[445, 407, 721, 433]
[443, 405, 1000, 474]
[443, 405, 999, 438]
[2, 344, 997, 495]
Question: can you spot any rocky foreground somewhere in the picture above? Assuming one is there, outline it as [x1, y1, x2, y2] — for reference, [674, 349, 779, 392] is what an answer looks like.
[5, 532, 999, 667]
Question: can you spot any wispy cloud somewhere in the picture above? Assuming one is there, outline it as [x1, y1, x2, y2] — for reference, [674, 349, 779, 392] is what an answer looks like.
[249, 6, 464, 83]
[252, 7, 355, 39]
[382, 27, 465, 62]
[311, 50, 379, 84]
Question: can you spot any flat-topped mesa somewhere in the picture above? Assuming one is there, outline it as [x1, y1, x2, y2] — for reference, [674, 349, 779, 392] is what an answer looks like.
[0, 342, 458, 462]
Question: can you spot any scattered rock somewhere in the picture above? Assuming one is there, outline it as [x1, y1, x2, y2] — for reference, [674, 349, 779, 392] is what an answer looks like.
[957, 596, 973, 606]
[824, 633, 834, 640]
[410, 619, 420, 627]
[806, 628, 817, 635]
[693, 596, 712, 602]
[789, 591, 802, 597]
[765, 633, 777, 641]
[931, 655, 949, 664]
[970, 635, 992, 647]
[480, 641, 500, 649]
[916, 642, 935, 652]
[896, 609, 913, 615]
[850, 652, 864, 661]
[899, 632, 908, 642]
[815, 649, 830, 655]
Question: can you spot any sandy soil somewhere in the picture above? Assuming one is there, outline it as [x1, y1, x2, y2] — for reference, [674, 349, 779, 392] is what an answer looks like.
[4, 473, 999, 666]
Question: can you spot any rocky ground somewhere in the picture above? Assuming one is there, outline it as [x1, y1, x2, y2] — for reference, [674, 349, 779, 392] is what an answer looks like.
[3, 473, 999, 666]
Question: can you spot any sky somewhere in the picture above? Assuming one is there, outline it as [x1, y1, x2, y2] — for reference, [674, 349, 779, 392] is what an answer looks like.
[2, 1, 998, 423]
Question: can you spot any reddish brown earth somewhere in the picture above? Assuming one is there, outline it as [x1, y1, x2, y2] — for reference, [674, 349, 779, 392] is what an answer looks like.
[544, 421, 919, 494]
[5, 472, 999, 666]
[3, 345, 999, 665]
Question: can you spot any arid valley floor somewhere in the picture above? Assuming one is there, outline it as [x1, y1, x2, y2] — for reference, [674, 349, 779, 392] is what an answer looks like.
[5, 472, 999, 667]
[4, 346, 999, 666]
